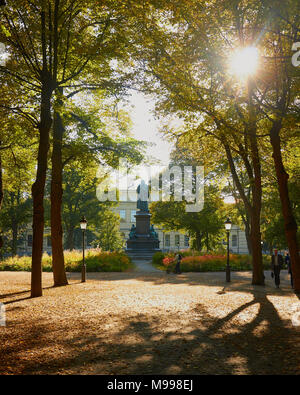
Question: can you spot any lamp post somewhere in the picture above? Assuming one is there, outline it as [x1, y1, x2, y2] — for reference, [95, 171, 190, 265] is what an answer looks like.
[224, 218, 232, 282]
[80, 216, 87, 283]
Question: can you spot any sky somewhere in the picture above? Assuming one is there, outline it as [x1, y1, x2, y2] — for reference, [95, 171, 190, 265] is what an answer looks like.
[127, 90, 173, 167]
[126, 91, 235, 204]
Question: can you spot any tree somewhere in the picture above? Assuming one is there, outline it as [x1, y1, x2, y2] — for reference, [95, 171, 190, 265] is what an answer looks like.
[151, 185, 225, 251]
[0, 0, 146, 296]
[92, 210, 124, 251]
[128, 0, 268, 284]
[258, 0, 300, 292]
[262, 133, 300, 252]
[0, 101, 36, 257]
[52, 92, 145, 256]
[129, 0, 300, 286]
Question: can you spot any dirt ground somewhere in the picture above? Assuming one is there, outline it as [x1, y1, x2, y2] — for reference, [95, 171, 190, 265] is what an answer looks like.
[0, 270, 300, 375]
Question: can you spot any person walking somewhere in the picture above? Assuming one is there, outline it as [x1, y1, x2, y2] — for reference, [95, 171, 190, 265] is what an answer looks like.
[285, 252, 293, 288]
[271, 249, 283, 288]
[174, 253, 182, 274]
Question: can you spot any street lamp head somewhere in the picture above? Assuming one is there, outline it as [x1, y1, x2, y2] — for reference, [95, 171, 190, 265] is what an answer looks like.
[224, 217, 232, 231]
[80, 216, 87, 230]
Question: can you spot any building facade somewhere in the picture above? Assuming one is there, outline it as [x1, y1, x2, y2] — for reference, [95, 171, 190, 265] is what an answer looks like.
[227, 224, 249, 254]
[16, 209, 249, 256]
[114, 202, 250, 254]
[17, 227, 53, 256]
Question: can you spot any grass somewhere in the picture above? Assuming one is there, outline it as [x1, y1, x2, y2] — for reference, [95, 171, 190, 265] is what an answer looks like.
[152, 251, 272, 272]
[0, 249, 133, 272]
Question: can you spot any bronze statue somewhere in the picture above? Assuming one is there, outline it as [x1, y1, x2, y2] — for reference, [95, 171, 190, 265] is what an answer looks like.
[129, 224, 137, 239]
[150, 224, 158, 239]
[136, 180, 149, 212]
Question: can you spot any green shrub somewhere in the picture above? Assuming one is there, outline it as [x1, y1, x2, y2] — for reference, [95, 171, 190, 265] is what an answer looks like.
[0, 250, 133, 272]
[152, 252, 166, 268]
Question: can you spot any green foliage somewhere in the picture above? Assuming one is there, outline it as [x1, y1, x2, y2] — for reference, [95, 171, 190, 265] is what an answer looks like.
[0, 249, 133, 272]
[91, 210, 125, 251]
[261, 134, 300, 250]
[152, 251, 165, 267]
[150, 184, 226, 251]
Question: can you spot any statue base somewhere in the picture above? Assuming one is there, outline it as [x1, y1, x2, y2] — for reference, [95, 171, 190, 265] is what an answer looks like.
[126, 210, 160, 257]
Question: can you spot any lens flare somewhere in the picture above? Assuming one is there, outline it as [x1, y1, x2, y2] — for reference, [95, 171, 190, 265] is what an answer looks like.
[229, 47, 259, 78]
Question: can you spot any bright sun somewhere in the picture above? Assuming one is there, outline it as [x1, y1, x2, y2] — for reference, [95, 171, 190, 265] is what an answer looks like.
[229, 47, 259, 78]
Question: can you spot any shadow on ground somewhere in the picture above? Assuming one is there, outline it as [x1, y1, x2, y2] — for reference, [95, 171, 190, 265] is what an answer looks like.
[1, 287, 299, 375]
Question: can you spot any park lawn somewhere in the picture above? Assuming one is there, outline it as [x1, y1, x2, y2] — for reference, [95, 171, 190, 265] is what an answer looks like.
[152, 251, 272, 272]
[0, 249, 133, 273]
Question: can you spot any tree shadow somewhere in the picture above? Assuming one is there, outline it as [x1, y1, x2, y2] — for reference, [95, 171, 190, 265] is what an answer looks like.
[74, 270, 294, 298]
[1, 283, 81, 305]
[1, 287, 298, 375]
[0, 290, 30, 300]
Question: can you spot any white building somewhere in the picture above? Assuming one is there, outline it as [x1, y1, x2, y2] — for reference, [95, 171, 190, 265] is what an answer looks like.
[227, 224, 249, 254]
[16, 211, 249, 256]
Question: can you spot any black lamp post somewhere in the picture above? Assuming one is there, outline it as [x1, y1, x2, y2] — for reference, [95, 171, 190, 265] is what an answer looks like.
[80, 216, 87, 283]
[224, 217, 232, 282]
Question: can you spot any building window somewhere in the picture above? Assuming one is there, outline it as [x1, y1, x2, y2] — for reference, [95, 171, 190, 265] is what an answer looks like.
[130, 210, 136, 223]
[184, 235, 189, 247]
[232, 234, 237, 247]
[119, 210, 126, 222]
[27, 234, 33, 247]
[165, 234, 170, 247]
[175, 234, 180, 246]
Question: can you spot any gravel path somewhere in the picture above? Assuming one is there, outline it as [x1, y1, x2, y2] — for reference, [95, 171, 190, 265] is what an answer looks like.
[132, 260, 161, 272]
[0, 270, 299, 375]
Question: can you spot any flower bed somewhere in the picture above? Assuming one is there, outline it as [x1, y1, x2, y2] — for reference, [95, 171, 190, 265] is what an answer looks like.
[153, 251, 271, 272]
[0, 249, 133, 272]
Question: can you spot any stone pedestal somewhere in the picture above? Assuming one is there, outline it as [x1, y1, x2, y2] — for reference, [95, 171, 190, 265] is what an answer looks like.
[126, 211, 160, 253]
[135, 212, 151, 236]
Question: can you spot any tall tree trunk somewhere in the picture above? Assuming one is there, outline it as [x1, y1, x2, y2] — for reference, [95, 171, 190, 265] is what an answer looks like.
[250, 208, 264, 284]
[0, 141, 3, 256]
[205, 231, 209, 251]
[195, 230, 202, 251]
[270, 121, 300, 293]
[50, 92, 68, 286]
[31, 81, 53, 298]
[242, 214, 252, 255]
[224, 140, 264, 285]
[248, 78, 264, 285]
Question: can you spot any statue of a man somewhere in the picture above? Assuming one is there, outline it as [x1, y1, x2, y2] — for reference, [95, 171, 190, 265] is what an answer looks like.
[137, 180, 149, 212]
